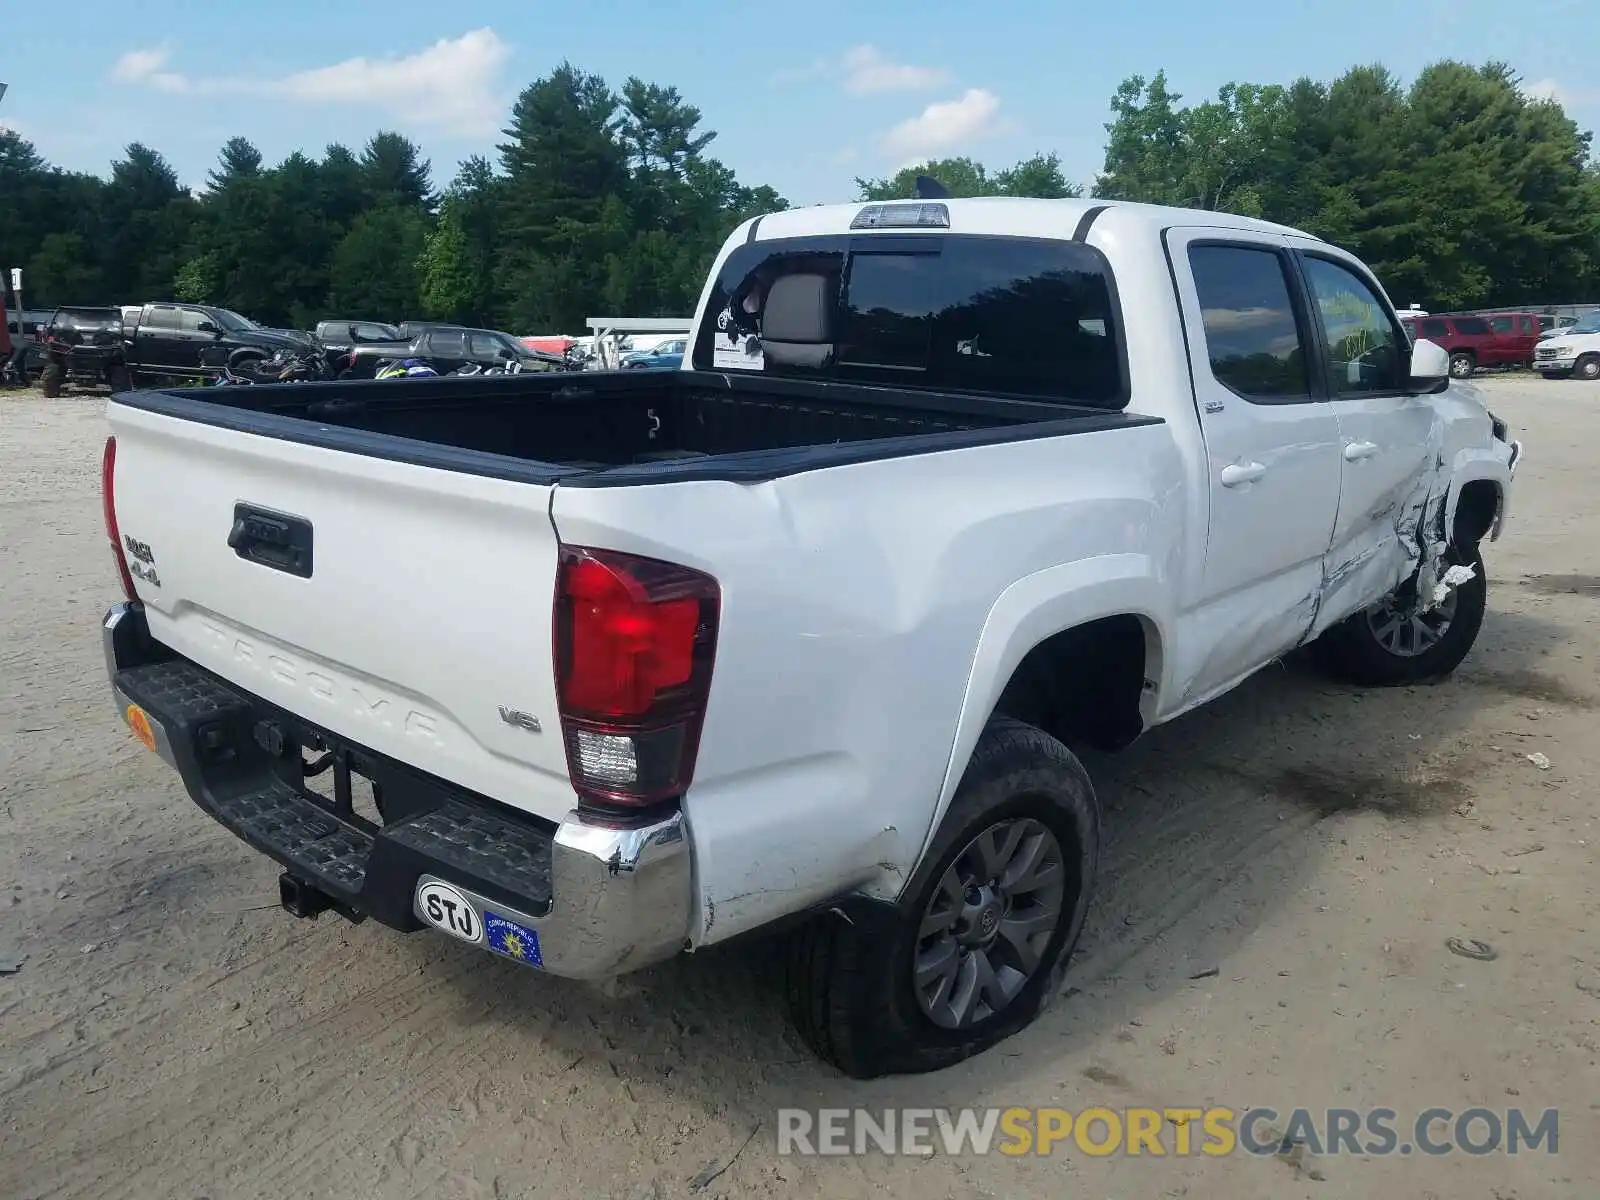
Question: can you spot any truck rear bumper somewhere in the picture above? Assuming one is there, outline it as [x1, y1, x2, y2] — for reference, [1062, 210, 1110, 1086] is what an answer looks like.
[102, 601, 691, 980]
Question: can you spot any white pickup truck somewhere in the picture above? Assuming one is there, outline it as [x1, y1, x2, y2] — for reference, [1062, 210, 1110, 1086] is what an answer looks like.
[100, 197, 1521, 1078]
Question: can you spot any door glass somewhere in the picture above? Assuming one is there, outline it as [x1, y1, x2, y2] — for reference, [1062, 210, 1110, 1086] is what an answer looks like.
[428, 329, 465, 355]
[1490, 316, 1513, 333]
[1300, 256, 1405, 394]
[469, 332, 504, 357]
[1452, 316, 1490, 335]
[1187, 244, 1310, 402]
[1419, 319, 1449, 339]
[178, 309, 212, 333]
[144, 306, 179, 331]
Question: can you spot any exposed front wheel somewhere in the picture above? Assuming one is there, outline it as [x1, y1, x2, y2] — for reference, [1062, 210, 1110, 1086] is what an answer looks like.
[39, 363, 64, 397]
[1576, 354, 1600, 382]
[1311, 548, 1487, 686]
[1448, 352, 1476, 379]
[784, 716, 1099, 1078]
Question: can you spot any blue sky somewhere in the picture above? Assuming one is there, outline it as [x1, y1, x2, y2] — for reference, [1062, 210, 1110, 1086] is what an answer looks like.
[4, 0, 1598, 203]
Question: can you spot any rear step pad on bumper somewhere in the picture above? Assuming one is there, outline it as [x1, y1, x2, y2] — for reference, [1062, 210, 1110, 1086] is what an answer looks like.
[114, 658, 554, 921]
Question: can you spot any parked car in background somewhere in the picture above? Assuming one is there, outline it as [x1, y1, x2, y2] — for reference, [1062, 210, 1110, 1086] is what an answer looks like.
[1533, 311, 1600, 380]
[36, 307, 132, 396]
[121, 302, 310, 383]
[342, 325, 565, 377]
[620, 337, 688, 369]
[314, 319, 404, 353]
[1397, 313, 1534, 377]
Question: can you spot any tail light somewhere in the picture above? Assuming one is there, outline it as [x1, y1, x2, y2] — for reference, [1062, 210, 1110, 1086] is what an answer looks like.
[101, 436, 137, 601]
[554, 546, 719, 813]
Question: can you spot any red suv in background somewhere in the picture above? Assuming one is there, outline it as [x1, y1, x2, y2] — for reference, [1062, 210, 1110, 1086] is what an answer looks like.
[1399, 312, 1541, 377]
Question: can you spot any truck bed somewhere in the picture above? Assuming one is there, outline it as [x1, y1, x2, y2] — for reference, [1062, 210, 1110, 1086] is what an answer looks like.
[115, 370, 1159, 487]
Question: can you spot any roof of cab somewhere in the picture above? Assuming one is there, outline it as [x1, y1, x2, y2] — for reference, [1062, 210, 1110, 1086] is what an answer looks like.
[748, 196, 1319, 244]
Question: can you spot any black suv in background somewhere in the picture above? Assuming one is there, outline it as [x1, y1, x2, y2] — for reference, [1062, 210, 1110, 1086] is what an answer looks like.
[120, 302, 309, 382]
[37, 307, 132, 396]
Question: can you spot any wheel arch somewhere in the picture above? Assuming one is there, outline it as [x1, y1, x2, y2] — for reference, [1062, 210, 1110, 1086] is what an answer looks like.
[905, 556, 1168, 892]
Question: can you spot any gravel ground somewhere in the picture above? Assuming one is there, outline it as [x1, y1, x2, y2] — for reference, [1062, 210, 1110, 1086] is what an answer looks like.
[1, 377, 1596, 1200]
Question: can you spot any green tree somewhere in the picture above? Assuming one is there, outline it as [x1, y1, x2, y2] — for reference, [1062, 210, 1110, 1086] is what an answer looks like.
[857, 154, 1082, 200]
[359, 132, 435, 210]
[329, 205, 428, 319]
[417, 200, 476, 322]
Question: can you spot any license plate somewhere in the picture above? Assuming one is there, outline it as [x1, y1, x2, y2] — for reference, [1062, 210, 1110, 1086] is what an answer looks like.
[124, 702, 157, 753]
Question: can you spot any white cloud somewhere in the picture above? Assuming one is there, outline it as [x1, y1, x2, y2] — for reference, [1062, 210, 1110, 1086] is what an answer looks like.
[840, 46, 950, 94]
[881, 88, 1004, 161]
[1525, 78, 1600, 108]
[107, 29, 512, 137]
[773, 44, 949, 94]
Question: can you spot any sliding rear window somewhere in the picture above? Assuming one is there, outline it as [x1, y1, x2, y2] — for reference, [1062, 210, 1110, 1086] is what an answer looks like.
[695, 233, 1128, 408]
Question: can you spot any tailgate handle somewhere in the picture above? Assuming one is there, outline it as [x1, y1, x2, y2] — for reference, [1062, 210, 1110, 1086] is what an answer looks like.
[228, 504, 314, 579]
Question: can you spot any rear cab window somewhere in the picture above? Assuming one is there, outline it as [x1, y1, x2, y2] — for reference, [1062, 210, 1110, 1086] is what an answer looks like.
[694, 233, 1128, 408]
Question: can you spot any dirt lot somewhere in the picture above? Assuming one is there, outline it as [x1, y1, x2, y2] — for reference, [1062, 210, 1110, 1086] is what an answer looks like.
[1, 377, 1595, 1199]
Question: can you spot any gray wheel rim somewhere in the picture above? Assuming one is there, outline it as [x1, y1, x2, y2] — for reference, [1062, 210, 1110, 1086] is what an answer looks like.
[1580, 359, 1600, 380]
[1450, 356, 1472, 377]
[913, 816, 1067, 1030]
[1365, 587, 1458, 658]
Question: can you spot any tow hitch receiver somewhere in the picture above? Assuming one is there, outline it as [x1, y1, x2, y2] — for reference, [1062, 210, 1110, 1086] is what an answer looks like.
[278, 871, 365, 924]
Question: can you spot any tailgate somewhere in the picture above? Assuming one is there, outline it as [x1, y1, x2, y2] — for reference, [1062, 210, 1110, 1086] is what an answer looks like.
[108, 402, 577, 823]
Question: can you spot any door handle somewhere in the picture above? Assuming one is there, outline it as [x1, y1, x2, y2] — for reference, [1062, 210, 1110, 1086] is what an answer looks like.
[1343, 440, 1379, 461]
[1220, 461, 1267, 487]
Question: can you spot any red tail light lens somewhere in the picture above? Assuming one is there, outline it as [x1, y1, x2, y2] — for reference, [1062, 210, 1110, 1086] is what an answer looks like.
[554, 546, 719, 810]
[101, 436, 137, 602]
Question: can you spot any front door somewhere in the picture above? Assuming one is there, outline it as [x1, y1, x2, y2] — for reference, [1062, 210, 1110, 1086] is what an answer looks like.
[1166, 230, 1344, 702]
[1294, 248, 1441, 632]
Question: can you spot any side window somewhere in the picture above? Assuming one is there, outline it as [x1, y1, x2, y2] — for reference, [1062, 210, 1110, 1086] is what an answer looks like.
[144, 306, 179, 331]
[1452, 316, 1489, 336]
[354, 323, 388, 342]
[1300, 256, 1406, 394]
[469, 332, 504, 357]
[428, 329, 465, 355]
[1490, 316, 1513, 334]
[1187, 244, 1310, 402]
[1418, 318, 1450, 340]
[1519, 315, 1537, 335]
[178, 308, 212, 332]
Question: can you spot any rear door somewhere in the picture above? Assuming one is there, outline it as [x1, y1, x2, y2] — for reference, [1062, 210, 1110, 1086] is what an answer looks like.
[107, 403, 578, 822]
[137, 305, 185, 370]
[1291, 246, 1440, 630]
[1166, 229, 1344, 695]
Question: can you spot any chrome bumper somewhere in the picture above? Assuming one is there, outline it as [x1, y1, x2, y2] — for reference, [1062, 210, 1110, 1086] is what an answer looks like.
[103, 601, 692, 980]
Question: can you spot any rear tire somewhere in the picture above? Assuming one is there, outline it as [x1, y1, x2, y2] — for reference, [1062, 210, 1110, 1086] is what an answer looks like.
[783, 716, 1100, 1078]
[39, 363, 64, 397]
[108, 364, 133, 393]
[1576, 354, 1600, 382]
[1311, 547, 1487, 686]
[1448, 352, 1476, 379]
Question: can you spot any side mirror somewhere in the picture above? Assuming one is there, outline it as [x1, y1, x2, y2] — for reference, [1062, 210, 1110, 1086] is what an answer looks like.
[498, 348, 514, 360]
[1409, 339, 1451, 394]
[196, 320, 219, 335]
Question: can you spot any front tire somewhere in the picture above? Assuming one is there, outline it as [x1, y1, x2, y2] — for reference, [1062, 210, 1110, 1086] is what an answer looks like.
[1312, 547, 1487, 686]
[784, 716, 1099, 1078]
[1575, 354, 1600, 382]
[39, 362, 64, 397]
[1449, 352, 1476, 379]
